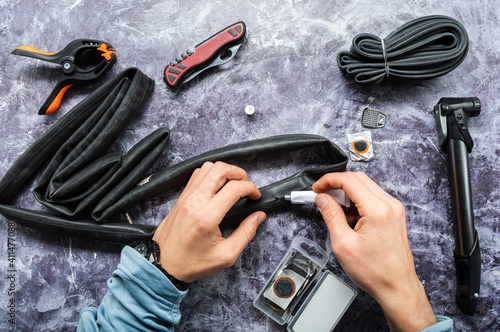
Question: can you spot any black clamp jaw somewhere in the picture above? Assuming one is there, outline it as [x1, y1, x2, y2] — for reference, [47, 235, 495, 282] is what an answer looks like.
[12, 39, 117, 115]
[434, 97, 481, 315]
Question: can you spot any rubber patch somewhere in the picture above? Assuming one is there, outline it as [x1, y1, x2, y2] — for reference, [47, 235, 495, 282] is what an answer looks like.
[348, 131, 373, 161]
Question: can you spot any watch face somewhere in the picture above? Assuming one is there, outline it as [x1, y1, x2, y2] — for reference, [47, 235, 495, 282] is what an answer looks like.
[135, 243, 148, 257]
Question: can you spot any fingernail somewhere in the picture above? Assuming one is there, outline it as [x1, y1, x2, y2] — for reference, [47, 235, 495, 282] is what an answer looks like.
[315, 195, 329, 210]
[257, 213, 266, 224]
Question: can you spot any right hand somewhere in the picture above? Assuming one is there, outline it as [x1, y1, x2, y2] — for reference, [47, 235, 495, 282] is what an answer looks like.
[313, 172, 437, 332]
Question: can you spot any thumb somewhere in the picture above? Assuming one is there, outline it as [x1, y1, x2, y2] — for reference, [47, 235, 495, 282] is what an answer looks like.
[225, 211, 266, 255]
[315, 193, 353, 241]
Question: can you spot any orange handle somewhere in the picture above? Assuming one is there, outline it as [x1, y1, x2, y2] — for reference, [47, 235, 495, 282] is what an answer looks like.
[14, 45, 57, 56]
[42, 85, 73, 115]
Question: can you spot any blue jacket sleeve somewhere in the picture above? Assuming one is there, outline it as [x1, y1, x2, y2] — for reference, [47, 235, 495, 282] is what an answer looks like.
[420, 315, 453, 332]
[77, 246, 188, 332]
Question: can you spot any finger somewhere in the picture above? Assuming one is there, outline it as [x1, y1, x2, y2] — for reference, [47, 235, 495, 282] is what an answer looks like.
[313, 172, 376, 207]
[185, 161, 215, 192]
[180, 168, 201, 197]
[224, 211, 266, 259]
[177, 165, 211, 203]
[205, 180, 261, 223]
[315, 193, 354, 243]
[198, 161, 249, 197]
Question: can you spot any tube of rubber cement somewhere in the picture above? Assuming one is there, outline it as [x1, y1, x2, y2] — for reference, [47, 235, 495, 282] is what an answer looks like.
[284, 190, 351, 207]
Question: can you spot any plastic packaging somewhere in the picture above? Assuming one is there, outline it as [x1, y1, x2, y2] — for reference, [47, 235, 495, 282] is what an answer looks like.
[254, 237, 357, 331]
[348, 131, 373, 161]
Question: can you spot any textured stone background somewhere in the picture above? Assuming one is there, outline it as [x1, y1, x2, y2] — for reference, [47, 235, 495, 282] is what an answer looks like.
[0, 0, 499, 331]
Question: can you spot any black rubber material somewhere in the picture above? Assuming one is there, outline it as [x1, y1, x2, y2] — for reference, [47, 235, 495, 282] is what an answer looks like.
[0, 68, 348, 243]
[0, 133, 347, 243]
[97, 134, 349, 228]
[0, 204, 157, 243]
[0, 68, 155, 203]
[337, 15, 469, 86]
[0, 67, 158, 243]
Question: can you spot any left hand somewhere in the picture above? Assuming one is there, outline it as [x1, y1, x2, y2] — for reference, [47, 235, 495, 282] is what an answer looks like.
[153, 161, 266, 283]
[313, 172, 437, 331]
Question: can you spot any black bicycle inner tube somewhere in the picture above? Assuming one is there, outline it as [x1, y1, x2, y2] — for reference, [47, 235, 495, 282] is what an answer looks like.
[0, 69, 347, 243]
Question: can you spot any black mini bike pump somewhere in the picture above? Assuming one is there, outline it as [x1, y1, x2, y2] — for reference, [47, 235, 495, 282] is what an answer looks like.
[434, 97, 481, 315]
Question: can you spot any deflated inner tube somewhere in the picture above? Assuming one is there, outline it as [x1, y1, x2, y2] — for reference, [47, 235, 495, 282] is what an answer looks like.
[0, 205, 156, 243]
[0, 134, 347, 243]
[0, 69, 348, 243]
[0, 68, 156, 204]
[96, 134, 349, 229]
[0, 67, 158, 243]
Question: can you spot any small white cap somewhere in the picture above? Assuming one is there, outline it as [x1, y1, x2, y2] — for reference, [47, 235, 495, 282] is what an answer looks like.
[245, 105, 255, 116]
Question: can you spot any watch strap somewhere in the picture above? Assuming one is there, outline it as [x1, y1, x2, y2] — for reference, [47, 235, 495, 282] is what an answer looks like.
[131, 239, 190, 291]
[152, 261, 190, 291]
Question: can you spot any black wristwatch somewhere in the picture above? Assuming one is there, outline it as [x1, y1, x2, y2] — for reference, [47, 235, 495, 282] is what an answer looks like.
[130, 239, 190, 291]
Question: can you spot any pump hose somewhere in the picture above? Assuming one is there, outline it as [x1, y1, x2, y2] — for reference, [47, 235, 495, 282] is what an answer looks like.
[336, 15, 469, 86]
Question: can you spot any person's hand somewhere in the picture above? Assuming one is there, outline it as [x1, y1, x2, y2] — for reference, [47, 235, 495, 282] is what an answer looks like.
[152, 161, 266, 284]
[313, 172, 437, 332]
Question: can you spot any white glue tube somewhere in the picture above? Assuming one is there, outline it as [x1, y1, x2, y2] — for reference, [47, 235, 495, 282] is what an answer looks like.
[284, 189, 351, 207]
